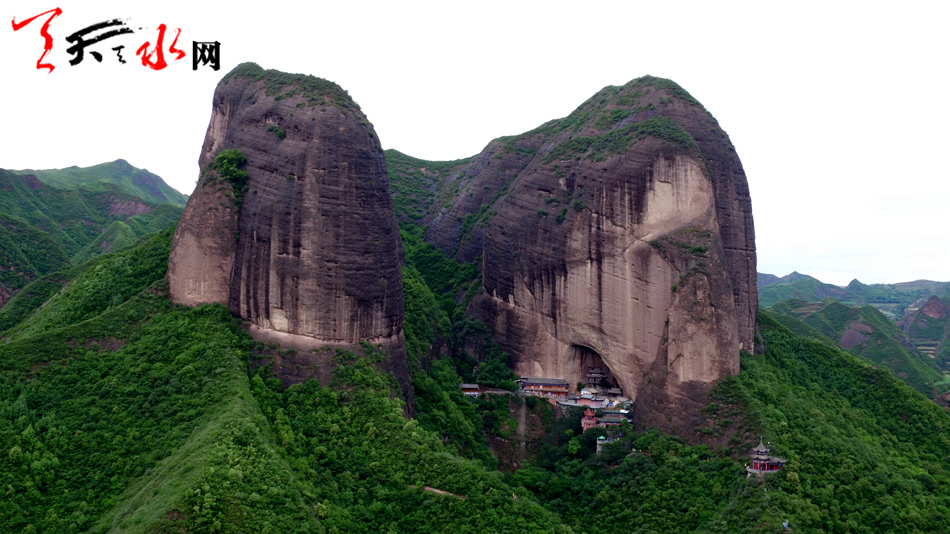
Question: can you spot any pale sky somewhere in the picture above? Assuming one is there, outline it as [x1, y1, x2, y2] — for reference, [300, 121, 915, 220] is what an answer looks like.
[2, 1, 948, 286]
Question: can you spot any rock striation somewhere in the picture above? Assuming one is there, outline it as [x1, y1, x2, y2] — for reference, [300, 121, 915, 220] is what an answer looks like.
[168, 63, 411, 403]
[399, 77, 757, 434]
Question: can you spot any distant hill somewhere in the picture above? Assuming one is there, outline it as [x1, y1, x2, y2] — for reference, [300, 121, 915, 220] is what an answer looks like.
[758, 271, 950, 319]
[0, 165, 184, 308]
[757, 272, 858, 307]
[14, 159, 188, 207]
[766, 298, 949, 396]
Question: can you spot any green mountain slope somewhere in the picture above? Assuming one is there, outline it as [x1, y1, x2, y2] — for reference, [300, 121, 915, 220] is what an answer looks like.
[70, 205, 184, 265]
[17, 159, 188, 207]
[2, 220, 950, 531]
[0, 233, 571, 533]
[506, 311, 950, 533]
[1, 227, 174, 341]
[766, 298, 947, 395]
[386, 150, 476, 222]
[0, 169, 183, 258]
[0, 212, 70, 306]
[0, 168, 184, 308]
[758, 272, 950, 319]
[757, 272, 858, 307]
[898, 296, 950, 370]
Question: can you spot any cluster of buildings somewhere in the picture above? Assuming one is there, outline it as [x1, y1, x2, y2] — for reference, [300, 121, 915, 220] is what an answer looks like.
[460, 368, 631, 409]
[581, 407, 630, 431]
[464, 378, 789, 476]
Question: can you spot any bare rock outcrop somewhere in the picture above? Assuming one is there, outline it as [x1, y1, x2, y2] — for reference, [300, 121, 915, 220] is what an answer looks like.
[920, 296, 948, 320]
[411, 77, 757, 435]
[168, 63, 410, 403]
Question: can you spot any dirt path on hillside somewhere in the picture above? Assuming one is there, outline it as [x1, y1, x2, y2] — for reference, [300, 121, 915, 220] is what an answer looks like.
[516, 399, 527, 464]
[407, 485, 466, 499]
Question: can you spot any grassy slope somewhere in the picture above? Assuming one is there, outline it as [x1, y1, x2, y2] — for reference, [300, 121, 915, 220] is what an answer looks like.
[1, 226, 949, 532]
[0, 169, 81, 255]
[514, 312, 950, 533]
[0, 222, 569, 534]
[20, 160, 188, 207]
[385, 150, 475, 222]
[70, 221, 138, 264]
[0, 212, 71, 299]
[0, 168, 183, 266]
[759, 273, 950, 318]
[758, 274, 857, 308]
[768, 299, 947, 394]
[2, 226, 174, 341]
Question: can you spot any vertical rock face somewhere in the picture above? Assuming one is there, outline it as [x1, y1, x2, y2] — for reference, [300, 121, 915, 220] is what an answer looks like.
[168, 63, 410, 401]
[402, 77, 756, 435]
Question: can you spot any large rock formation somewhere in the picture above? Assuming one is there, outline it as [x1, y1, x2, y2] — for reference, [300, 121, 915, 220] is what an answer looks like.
[168, 63, 411, 402]
[398, 77, 756, 434]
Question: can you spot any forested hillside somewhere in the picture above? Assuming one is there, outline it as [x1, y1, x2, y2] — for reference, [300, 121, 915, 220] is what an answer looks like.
[2, 215, 949, 532]
[759, 271, 949, 319]
[15, 160, 188, 207]
[0, 165, 184, 309]
[766, 299, 949, 396]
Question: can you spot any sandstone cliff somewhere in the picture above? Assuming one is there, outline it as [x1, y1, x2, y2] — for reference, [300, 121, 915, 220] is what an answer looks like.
[393, 77, 756, 434]
[168, 64, 411, 403]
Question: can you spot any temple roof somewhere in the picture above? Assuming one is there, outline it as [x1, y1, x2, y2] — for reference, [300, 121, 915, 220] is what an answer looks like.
[520, 377, 568, 385]
[752, 437, 769, 453]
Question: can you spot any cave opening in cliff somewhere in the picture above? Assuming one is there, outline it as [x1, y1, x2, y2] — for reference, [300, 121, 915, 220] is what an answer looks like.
[569, 345, 619, 393]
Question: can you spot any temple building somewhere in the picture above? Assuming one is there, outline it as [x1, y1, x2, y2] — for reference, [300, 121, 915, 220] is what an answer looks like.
[598, 413, 625, 427]
[586, 367, 608, 387]
[581, 408, 598, 432]
[519, 377, 570, 399]
[580, 408, 629, 431]
[747, 438, 787, 474]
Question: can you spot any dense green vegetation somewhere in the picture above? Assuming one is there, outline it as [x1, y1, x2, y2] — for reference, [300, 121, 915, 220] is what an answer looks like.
[223, 62, 359, 111]
[0, 264, 91, 337]
[767, 299, 949, 395]
[544, 116, 699, 162]
[2, 227, 174, 341]
[5, 138, 950, 532]
[510, 312, 950, 533]
[207, 149, 251, 210]
[0, 229, 572, 533]
[399, 221, 521, 459]
[758, 271, 949, 318]
[385, 150, 475, 221]
[2, 210, 950, 532]
[0, 212, 70, 300]
[0, 165, 184, 307]
[18, 160, 188, 207]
